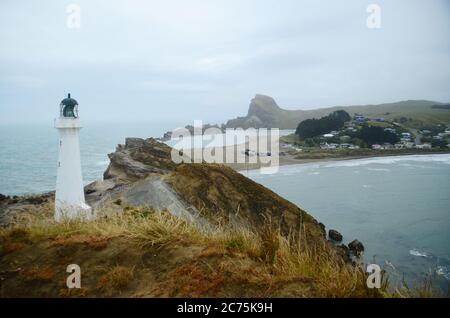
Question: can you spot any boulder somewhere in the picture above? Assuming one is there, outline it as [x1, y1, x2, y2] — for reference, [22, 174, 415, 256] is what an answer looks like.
[348, 239, 365, 256]
[328, 229, 343, 242]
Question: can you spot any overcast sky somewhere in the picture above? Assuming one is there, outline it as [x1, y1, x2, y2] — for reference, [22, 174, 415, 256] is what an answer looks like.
[0, 0, 449, 124]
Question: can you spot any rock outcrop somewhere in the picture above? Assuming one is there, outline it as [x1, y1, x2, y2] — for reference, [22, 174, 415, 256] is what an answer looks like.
[103, 138, 177, 181]
[226, 94, 285, 129]
[348, 239, 365, 256]
[328, 229, 343, 242]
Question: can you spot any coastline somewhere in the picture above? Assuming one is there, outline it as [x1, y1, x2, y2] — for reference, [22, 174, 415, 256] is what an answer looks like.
[227, 149, 450, 172]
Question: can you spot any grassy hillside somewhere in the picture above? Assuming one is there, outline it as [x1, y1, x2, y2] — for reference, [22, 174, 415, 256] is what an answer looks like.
[225, 95, 450, 129]
[165, 163, 324, 241]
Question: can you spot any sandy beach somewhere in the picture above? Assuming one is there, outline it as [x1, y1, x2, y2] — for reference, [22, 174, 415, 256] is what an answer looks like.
[192, 143, 450, 172]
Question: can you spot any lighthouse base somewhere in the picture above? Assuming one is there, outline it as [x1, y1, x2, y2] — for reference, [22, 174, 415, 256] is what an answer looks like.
[55, 202, 94, 222]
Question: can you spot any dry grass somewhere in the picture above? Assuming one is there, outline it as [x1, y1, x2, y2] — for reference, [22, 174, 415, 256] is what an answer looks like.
[1, 242, 25, 255]
[162, 263, 225, 297]
[20, 267, 55, 282]
[2, 205, 203, 249]
[0, 206, 440, 298]
[96, 266, 134, 291]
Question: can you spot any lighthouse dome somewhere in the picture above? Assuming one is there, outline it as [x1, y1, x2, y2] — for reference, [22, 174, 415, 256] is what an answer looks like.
[60, 93, 79, 118]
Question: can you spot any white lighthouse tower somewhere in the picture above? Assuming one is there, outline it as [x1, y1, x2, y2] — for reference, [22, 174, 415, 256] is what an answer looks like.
[55, 93, 93, 222]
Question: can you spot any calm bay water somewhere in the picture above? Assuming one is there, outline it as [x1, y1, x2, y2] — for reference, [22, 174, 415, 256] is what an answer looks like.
[246, 155, 450, 291]
[1, 123, 449, 291]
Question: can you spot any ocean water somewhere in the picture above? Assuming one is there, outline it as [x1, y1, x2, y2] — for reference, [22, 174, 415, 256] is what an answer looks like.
[246, 154, 450, 292]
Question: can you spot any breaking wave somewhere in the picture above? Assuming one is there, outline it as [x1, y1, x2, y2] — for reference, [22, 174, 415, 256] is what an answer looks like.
[436, 266, 450, 280]
[322, 154, 450, 168]
[409, 249, 428, 257]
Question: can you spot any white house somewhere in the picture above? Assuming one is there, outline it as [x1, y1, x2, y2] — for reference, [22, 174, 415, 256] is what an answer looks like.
[416, 143, 431, 149]
[401, 132, 411, 138]
[372, 144, 382, 150]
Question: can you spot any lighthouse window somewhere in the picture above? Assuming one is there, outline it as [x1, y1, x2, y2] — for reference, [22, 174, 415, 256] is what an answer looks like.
[63, 106, 75, 117]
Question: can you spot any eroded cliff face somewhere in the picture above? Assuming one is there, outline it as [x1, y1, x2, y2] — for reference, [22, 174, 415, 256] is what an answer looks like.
[103, 137, 177, 181]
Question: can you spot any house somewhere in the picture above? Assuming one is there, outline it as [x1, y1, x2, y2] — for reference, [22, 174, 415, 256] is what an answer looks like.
[404, 142, 415, 149]
[354, 115, 366, 124]
[416, 143, 431, 149]
[323, 133, 334, 138]
[384, 128, 396, 134]
[394, 143, 404, 149]
[401, 132, 411, 138]
[372, 144, 382, 150]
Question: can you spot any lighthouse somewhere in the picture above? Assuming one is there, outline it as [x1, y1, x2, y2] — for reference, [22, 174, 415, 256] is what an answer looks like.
[55, 93, 93, 222]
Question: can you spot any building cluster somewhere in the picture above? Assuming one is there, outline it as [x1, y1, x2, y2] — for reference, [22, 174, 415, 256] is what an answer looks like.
[318, 114, 450, 150]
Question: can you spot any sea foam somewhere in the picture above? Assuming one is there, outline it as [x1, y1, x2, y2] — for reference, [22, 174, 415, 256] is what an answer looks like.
[409, 249, 428, 257]
[322, 154, 450, 168]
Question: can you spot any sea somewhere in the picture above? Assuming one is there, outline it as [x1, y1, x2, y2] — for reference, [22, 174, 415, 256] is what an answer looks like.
[0, 122, 449, 292]
[246, 155, 450, 292]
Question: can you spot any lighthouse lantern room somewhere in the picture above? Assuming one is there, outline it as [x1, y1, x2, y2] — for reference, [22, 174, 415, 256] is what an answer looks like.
[55, 93, 93, 222]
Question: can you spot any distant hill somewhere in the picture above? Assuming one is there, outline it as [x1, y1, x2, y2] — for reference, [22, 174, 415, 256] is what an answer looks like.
[225, 94, 450, 129]
[431, 104, 450, 110]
